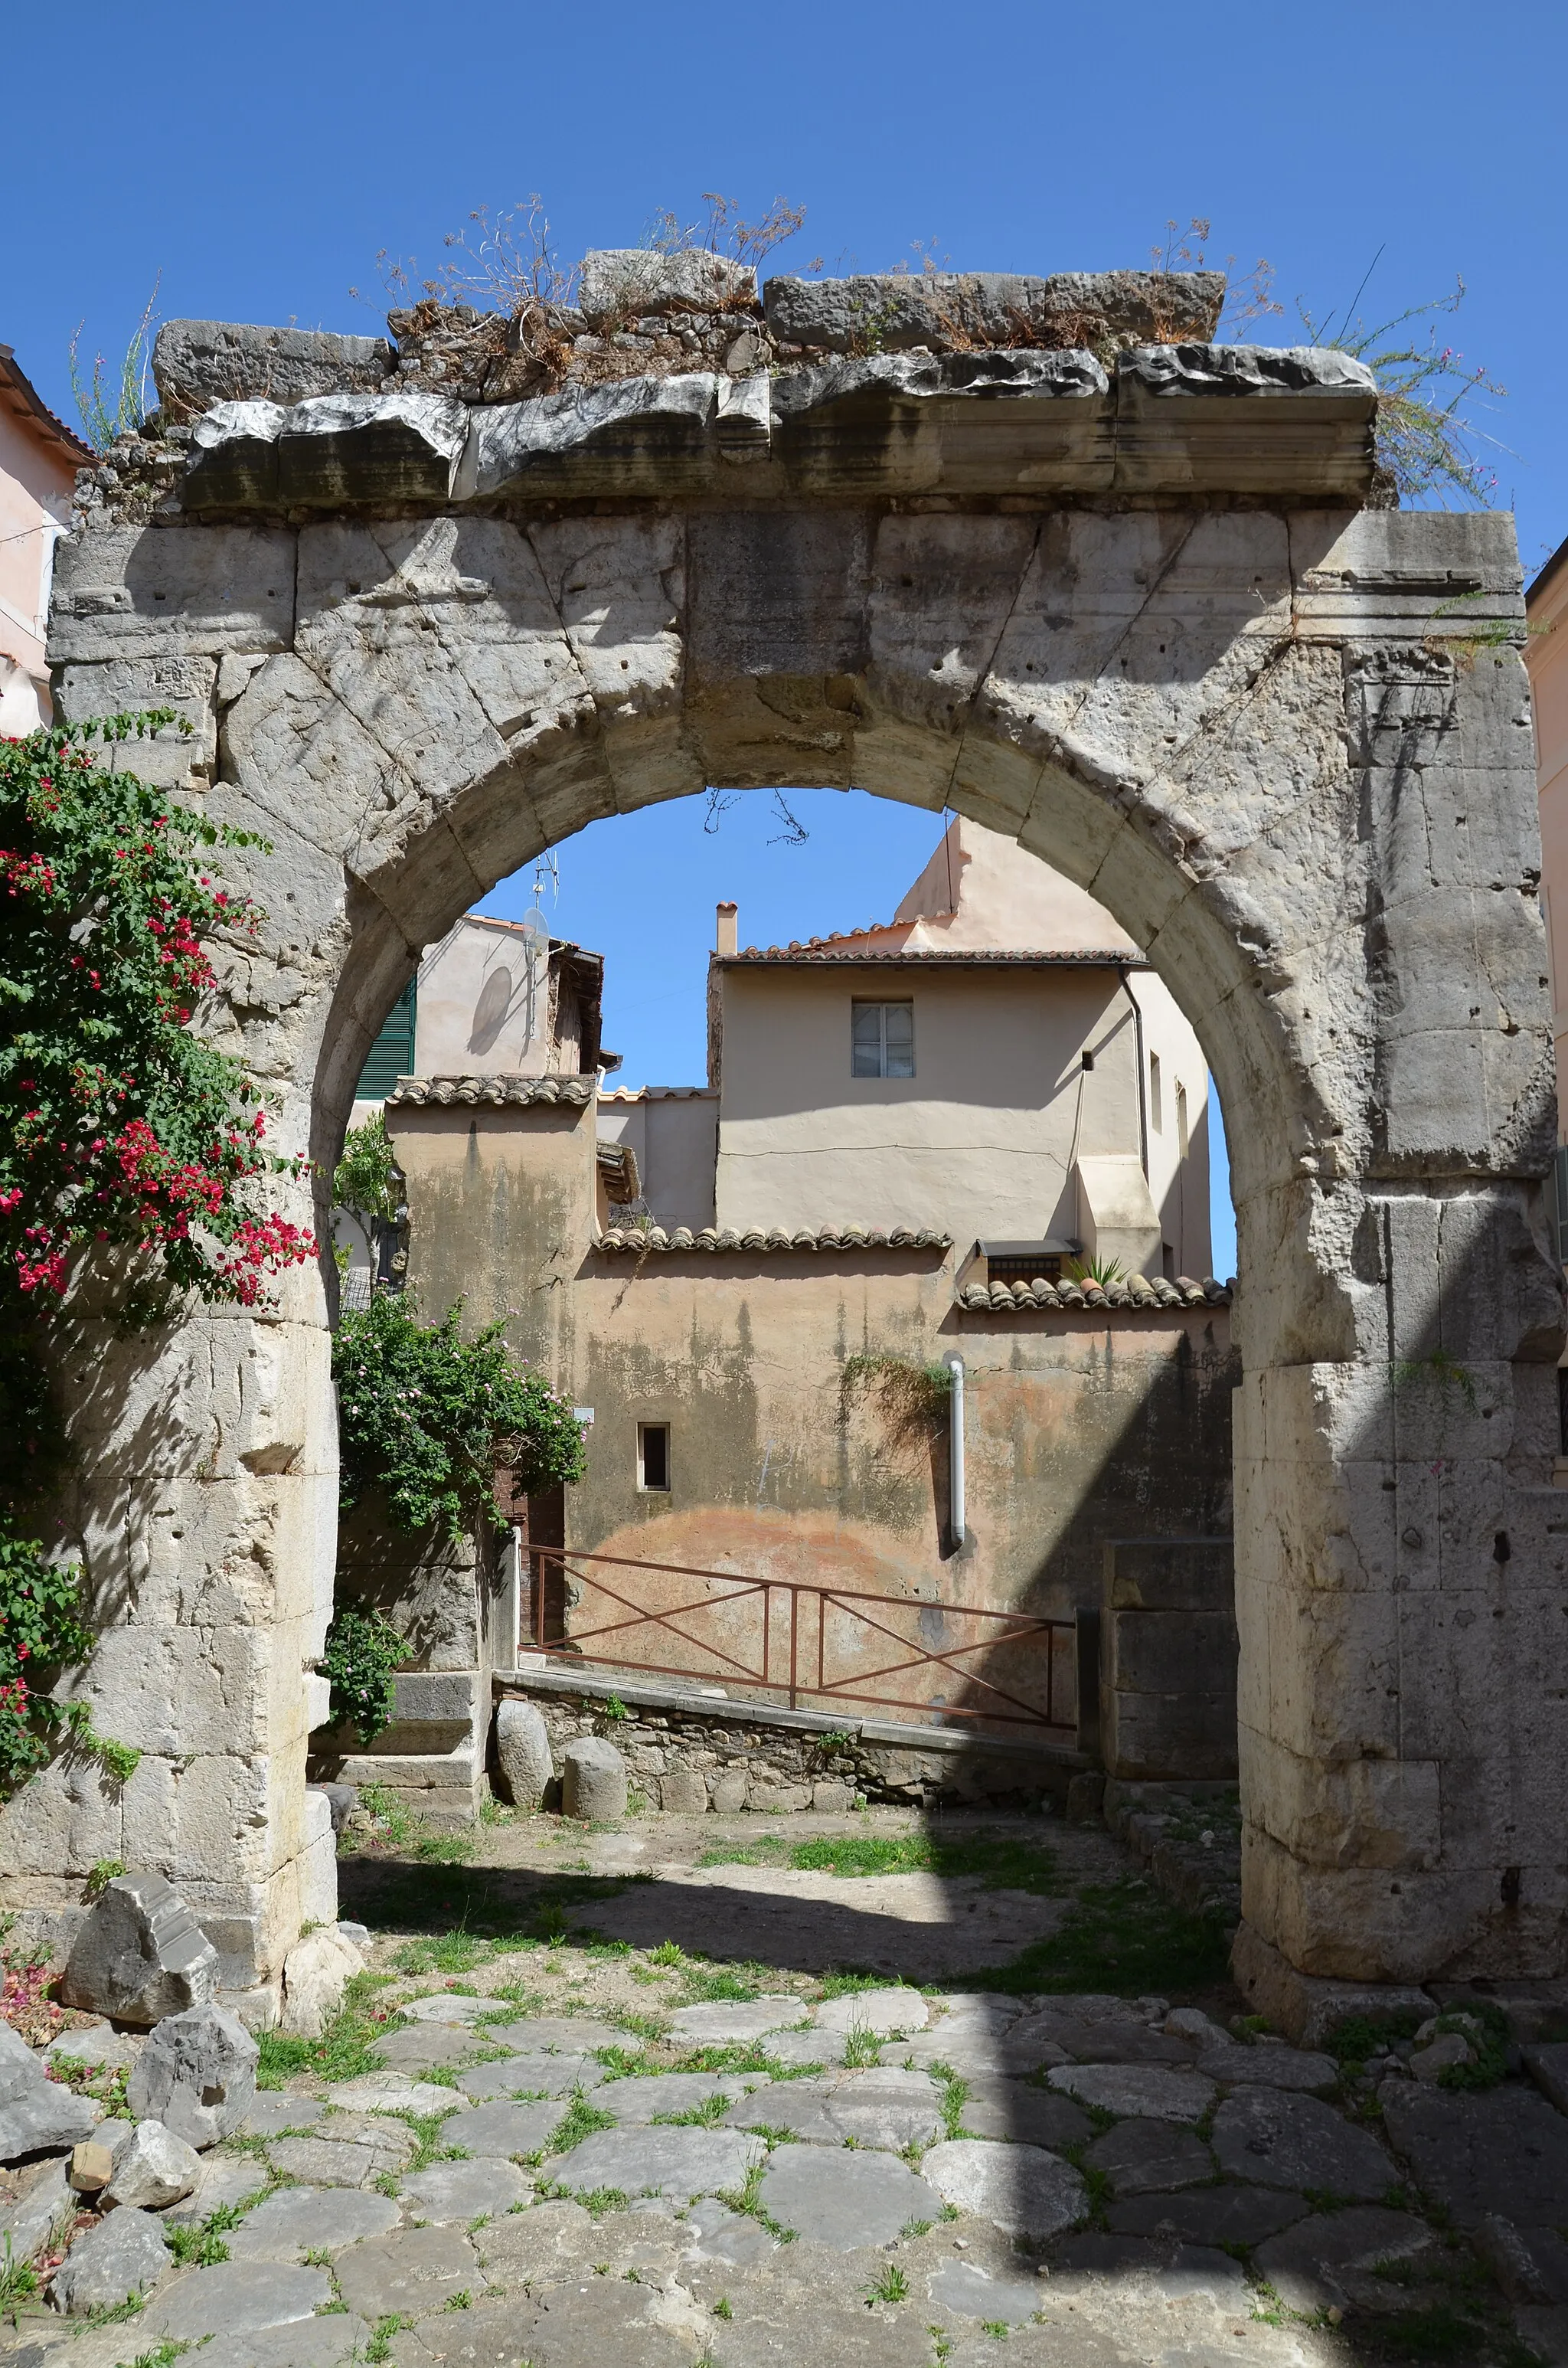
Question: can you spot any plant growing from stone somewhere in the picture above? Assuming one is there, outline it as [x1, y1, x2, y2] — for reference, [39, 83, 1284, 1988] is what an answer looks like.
[334, 1290, 586, 1539]
[321, 1608, 408, 1747]
[0, 717, 313, 1797]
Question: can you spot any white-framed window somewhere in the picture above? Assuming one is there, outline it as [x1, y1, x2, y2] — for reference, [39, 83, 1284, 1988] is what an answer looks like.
[1149, 1052, 1163, 1133]
[637, 1422, 671, 1492]
[1176, 1081, 1189, 1158]
[851, 1000, 914, 1078]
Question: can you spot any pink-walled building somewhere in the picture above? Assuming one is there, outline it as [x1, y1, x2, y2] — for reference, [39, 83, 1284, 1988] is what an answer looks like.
[0, 345, 92, 734]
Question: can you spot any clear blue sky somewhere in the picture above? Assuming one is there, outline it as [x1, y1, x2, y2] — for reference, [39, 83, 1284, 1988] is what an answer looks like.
[10, 0, 1566, 1281]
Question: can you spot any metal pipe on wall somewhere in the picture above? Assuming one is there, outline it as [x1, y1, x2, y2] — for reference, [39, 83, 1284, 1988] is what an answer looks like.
[944, 1352, 966, 1549]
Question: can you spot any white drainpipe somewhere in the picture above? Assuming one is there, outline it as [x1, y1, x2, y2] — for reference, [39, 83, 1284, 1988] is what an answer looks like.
[944, 1352, 966, 1549]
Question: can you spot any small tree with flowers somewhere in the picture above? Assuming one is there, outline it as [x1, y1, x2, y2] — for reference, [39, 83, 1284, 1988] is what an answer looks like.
[0, 713, 316, 1794]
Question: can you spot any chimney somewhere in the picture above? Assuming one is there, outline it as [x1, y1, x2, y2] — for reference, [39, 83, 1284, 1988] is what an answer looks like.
[715, 901, 738, 957]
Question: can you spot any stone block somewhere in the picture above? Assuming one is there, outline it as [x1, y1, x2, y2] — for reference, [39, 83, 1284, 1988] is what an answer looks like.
[562, 1735, 627, 1820]
[48, 2206, 168, 2313]
[67, 2141, 114, 2195]
[810, 1779, 852, 1813]
[103, 2116, 202, 2209]
[152, 319, 394, 418]
[709, 1769, 747, 1812]
[60, 1870, 220, 2027]
[580, 250, 756, 325]
[126, 2003, 259, 2147]
[54, 656, 217, 787]
[278, 1927, 363, 2039]
[49, 523, 296, 662]
[746, 1781, 810, 1813]
[658, 1765, 708, 1815]
[495, 1698, 554, 1808]
[763, 270, 1223, 355]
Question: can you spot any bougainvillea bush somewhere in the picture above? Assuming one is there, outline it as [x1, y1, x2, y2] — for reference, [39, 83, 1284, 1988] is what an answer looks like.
[334, 1290, 586, 1540]
[0, 714, 317, 1793]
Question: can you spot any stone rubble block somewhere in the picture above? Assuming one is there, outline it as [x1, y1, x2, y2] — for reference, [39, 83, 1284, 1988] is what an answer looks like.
[580, 250, 756, 326]
[47, 2205, 170, 2314]
[103, 2116, 203, 2209]
[762, 269, 1226, 355]
[60, 1870, 219, 2028]
[0, 2019, 99, 2163]
[562, 1732, 629, 1820]
[278, 1925, 363, 2039]
[152, 320, 394, 418]
[0, 2160, 72, 2262]
[126, 2003, 260, 2147]
[495, 1698, 554, 1808]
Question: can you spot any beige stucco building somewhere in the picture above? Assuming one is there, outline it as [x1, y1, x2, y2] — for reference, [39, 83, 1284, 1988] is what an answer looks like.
[0, 346, 91, 733]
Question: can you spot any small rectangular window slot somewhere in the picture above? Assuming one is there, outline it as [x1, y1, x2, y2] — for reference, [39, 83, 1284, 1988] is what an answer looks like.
[638, 1422, 671, 1492]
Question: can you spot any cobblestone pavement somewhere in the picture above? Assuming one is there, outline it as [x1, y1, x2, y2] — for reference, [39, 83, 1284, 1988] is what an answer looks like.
[2, 1807, 1564, 2368]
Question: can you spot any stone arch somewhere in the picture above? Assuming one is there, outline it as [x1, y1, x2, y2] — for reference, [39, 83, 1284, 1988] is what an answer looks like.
[34, 400, 1562, 2008]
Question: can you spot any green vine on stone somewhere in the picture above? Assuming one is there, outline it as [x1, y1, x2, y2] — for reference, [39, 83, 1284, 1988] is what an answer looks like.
[334, 1291, 586, 1541]
[321, 1610, 408, 1748]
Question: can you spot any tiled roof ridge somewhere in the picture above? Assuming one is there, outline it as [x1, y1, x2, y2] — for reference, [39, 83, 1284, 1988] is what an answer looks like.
[724, 947, 1150, 967]
[387, 1073, 594, 1107]
[596, 1222, 953, 1254]
[0, 345, 96, 465]
[598, 1085, 718, 1101]
[958, 1274, 1231, 1313]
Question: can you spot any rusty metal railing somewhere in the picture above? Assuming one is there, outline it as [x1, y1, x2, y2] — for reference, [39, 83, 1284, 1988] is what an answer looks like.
[524, 1545, 1076, 1733]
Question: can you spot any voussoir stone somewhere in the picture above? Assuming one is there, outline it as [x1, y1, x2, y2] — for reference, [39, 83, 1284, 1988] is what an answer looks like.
[401, 2157, 531, 2222]
[495, 1699, 554, 1809]
[757, 2144, 941, 2249]
[48, 2206, 169, 2314]
[1046, 2064, 1215, 2123]
[1212, 2088, 1394, 2200]
[103, 2116, 202, 2208]
[332, 2225, 483, 2318]
[60, 1871, 218, 2028]
[227, 2184, 400, 2260]
[562, 1735, 628, 1820]
[1082, 2116, 1215, 2196]
[922, 2138, 1086, 2239]
[126, 2003, 258, 2147]
[141, 2259, 333, 2341]
[551, 2124, 764, 2203]
[667, 1996, 804, 2044]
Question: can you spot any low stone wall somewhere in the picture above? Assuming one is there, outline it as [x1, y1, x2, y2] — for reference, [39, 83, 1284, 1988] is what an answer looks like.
[492, 1666, 1086, 1813]
[1103, 1777, 1243, 1928]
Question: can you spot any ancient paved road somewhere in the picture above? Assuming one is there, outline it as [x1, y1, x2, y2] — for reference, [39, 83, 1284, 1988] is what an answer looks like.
[1, 1808, 1563, 2368]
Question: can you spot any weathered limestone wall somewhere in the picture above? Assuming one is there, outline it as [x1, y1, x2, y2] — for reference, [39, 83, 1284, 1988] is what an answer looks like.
[27, 284, 1560, 1994]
